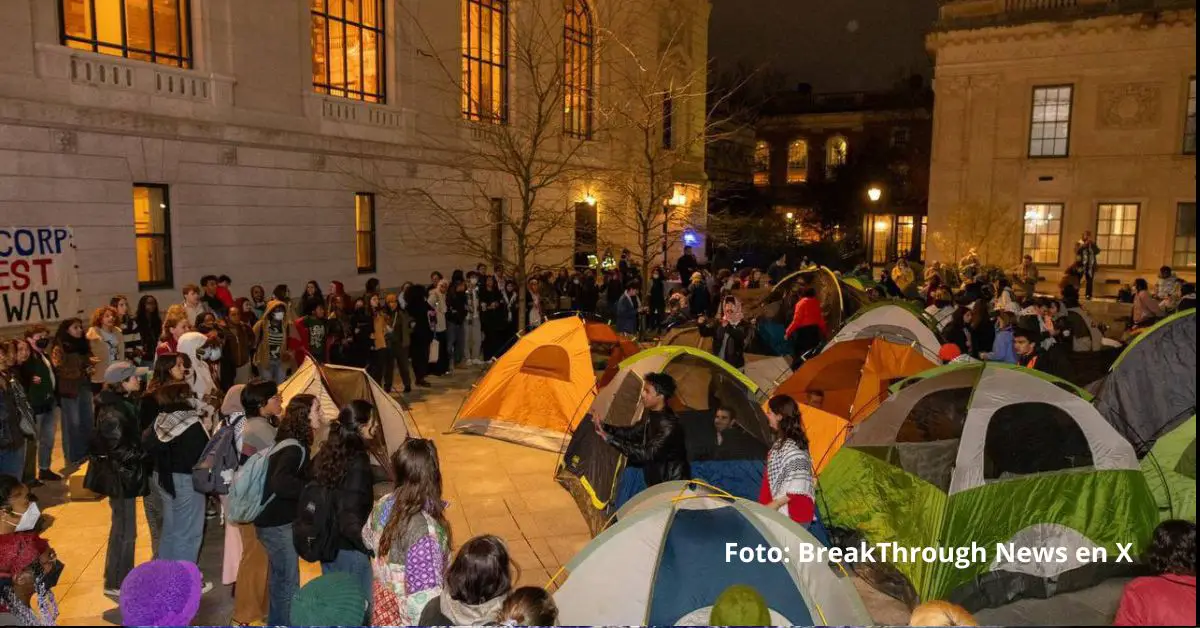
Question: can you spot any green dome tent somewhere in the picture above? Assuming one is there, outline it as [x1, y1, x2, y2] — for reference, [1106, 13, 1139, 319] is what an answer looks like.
[819, 362, 1157, 611]
[551, 481, 872, 626]
[1094, 310, 1196, 521]
[826, 300, 943, 359]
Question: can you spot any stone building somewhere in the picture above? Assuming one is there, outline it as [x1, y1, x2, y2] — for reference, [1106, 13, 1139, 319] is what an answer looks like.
[0, 0, 709, 330]
[926, 0, 1196, 294]
[749, 84, 934, 265]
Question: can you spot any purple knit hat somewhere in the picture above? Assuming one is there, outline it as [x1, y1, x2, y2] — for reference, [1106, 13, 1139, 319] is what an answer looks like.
[119, 560, 203, 627]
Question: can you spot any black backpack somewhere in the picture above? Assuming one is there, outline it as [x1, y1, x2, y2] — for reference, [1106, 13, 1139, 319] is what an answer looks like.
[293, 482, 340, 563]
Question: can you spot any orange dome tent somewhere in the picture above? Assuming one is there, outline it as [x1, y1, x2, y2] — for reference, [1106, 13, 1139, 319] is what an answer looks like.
[453, 317, 633, 451]
[772, 337, 936, 471]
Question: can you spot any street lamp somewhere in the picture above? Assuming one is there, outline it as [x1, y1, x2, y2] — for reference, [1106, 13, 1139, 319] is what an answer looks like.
[584, 194, 597, 206]
[867, 186, 883, 203]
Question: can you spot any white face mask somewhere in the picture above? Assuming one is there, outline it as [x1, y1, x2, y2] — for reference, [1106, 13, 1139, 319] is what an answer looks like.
[14, 502, 40, 532]
[273, 312, 285, 321]
[204, 348, 222, 362]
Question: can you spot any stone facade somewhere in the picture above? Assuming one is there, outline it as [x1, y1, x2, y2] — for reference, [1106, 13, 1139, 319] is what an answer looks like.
[0, 0, 709, 328]
[926, 0, 1196, 293]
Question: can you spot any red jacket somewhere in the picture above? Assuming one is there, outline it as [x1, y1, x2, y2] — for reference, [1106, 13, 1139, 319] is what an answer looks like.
[785, 297, 827, 339]
[216, 286, 235, 309]
[757, 473, 814, 524]
[1113, 575, 1196, 626]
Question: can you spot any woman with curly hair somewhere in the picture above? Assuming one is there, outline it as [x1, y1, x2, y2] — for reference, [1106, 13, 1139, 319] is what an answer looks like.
[254, 393, 315, 626]
[362, 438, 450, 626]
[1114, 519, 1195, 626]
[309, 400, 375, 597]
[759, 395, 815, 526]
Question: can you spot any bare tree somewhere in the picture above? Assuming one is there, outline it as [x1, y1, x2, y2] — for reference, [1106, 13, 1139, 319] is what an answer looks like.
[927, 202, 1023, 268]
[360, 0, 595, 331]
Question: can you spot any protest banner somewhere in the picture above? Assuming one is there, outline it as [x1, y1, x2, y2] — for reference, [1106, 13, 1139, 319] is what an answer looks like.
[0, 227, 80, 328]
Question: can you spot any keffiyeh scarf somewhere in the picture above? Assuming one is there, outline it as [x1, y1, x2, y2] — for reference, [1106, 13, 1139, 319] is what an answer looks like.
[766, 440, 814, 511]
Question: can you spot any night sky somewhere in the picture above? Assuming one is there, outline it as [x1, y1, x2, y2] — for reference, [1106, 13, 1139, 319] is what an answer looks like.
[709, 0, 940, 92]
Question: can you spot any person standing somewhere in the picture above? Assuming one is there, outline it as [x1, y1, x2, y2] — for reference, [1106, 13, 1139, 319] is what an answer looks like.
[111, 296, 143, 365]
[649, 268, 666, 332]
[784, 286, 827, 369]
[760, 395, 816, 528]
[85, 361, 149, 598]
[231, 379, 283, 626]
[1113, 519, 1196, 627]
[299, 302, 332, 366]
[368, 294, 389, 383]
[223, 306, 255, 386]
[614, 282, 642, 336]
[255, 394, 314, 627]
[593, 372, 690, 487]
[464, 273, 484, 366]
[87, 306, 125, 399]
[406, 285, 435, 388]
[252, 300, 297, 384]
[1016, 255, 1040, 300]
[0, 342, 34, 479]
[307, 401, 375, 607]
[676, 246, 699, 285]
[51, 318, 95, 469]
[697, 297, 750, 369]
[687, 272, 710, 320]
[180, 284, 212, 328]
[363, 439, 451, 626]
[155, 307, 191, 358]
[428, 280, 450, 376]
[384, 294, 414, 394]
[1074, 231, 1101, 300]
[446, 280, 468, 370]
[21, 327, 59, 484]
[478, 277, 506, 362]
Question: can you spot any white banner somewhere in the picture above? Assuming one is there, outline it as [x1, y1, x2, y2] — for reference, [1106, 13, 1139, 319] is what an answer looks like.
[1, 227, 80, 328]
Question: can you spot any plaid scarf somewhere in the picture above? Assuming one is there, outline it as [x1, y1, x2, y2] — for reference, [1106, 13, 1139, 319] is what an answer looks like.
[766, 440, 814, 504]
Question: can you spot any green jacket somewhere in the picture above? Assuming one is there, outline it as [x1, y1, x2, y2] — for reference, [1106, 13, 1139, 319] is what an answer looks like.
[385, 308, 412, 348]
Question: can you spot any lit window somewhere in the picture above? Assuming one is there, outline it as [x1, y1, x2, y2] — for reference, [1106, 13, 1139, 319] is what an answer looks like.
[133, 184, 172, 289]
[1022, 203, 1064, 265]
[1185, 77, 1196, 155]
[564, 0, 594, 140]
[753, 141, 770, 187]
[919, 216, 928, 262]
[60, 0, 192, 68]
[312, 0, 385, 103]
[1095, 203, 1139, 267]
[870, 215, 892, 264]
[1029, 85, 1072, 157]
[463, 0, 509, 124]
[786, 139, 809, 184]
[896, 216, 915, 259]
[826, 136, 848, 177]
[356, 193, 376, 273]
[891, 126, 910, 149]
[1173, 202, 1196, 268]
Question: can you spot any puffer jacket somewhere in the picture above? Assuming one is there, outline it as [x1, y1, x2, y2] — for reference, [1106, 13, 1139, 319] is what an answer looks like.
[85, 390, 149, 498]
[604, 408, 690, 486]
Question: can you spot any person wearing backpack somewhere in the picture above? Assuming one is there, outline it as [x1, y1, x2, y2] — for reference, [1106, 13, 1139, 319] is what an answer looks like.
[229, 379, 282, 626]
[140, 381, 212, 592]
[297, 400, 375, 617]
[84, 361, 149, 598]
[211, 385, 246, 605]
[253, 394, 315, 627]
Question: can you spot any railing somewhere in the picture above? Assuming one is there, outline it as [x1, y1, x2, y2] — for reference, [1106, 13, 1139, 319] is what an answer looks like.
[1004, 0, 1081, 10]
[43, 44, 232, 106]
[320, 97, 404, 129]
[937, 0, 1191, 29]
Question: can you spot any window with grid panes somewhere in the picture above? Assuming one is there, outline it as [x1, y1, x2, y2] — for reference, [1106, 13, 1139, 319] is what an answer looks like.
[311, 0, 385, 103]
[60, 0, 192, 68]
[1174, 203, 1196, 268]
[1022, 203, 1063, 265]
[463, 0, 509, 124]
[1029, 86, 1072, 157]
[1095, 203, 1139, 267]
[564, 1, 594, 139]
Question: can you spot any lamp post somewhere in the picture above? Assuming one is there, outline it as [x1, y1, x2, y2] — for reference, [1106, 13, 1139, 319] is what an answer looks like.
[867, 186, 884, 265]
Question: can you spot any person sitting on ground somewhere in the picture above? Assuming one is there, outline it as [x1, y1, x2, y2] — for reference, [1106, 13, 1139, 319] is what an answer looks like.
[1154, 266, 1184, 310]
[1178, 283, 1196, 312]
[495, 586, 558, 627]
[697, 296, 750, 368]
[981, 311, 1019, 364]
[908, 600, 978, 626]
[993, 277, 1020, 315]
[0, 532, 60, 627]
[119, 559, 202, 627]
[1132, 278, 1165, 329]
[1113, 519, 1196, 626]
[926, 288, 956, 332]
[1013, 327, 1068, 379]
[418, 535, 512, 626]
[696, 403, 766, 462]
[290, 572, 369, 627]
[805, 389, 825, 410]
[593, 372, 690, 487]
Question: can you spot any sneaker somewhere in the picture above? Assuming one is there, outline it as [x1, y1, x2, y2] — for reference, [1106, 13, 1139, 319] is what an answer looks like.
[26, 478, 43, 489]
[38, 469, 63, 482]
[200, 580, 214, 594]
[103, 587, 120, 599]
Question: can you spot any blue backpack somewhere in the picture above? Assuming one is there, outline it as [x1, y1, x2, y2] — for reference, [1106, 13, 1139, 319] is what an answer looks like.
[227, 438, 305, 524]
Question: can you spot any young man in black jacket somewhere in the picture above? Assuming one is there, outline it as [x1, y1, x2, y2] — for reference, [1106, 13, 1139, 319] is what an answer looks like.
[594, 372, 690, 486]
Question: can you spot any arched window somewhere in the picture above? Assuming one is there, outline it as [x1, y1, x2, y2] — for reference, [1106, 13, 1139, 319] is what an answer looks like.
[564, 0, 594, 139]
[463, 0, 509, 123]
[786, 139, 809, 184]
[311, 0, 386, 103]
[826, 136, 848, 177]
[753, 141, 770, 187]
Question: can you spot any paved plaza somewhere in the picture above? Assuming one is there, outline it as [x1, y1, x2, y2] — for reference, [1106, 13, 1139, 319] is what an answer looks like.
[35, 369, 1126, 626]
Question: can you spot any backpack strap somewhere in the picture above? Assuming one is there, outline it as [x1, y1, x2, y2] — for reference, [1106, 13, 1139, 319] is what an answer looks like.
[273, 438, 308, 470]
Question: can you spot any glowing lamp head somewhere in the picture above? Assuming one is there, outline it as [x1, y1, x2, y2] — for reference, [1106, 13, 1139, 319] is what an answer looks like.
[867, 187, 883, 202]
[682, 229, 700, 248]
[584, 194, 597, 206]
[785, 212, 795, 220]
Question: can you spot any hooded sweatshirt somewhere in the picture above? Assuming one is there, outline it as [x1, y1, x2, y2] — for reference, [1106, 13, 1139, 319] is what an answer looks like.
[177, 331, 219, 428]
[252, 300, 299, 371]
[418, 593, 505, 626]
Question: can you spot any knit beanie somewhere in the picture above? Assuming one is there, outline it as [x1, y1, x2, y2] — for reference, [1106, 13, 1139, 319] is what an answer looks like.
[709, 584, 771, 626]
[938, 343, 962, 363]
[119, 560, 202, 627]
[290, 572, 368, 626]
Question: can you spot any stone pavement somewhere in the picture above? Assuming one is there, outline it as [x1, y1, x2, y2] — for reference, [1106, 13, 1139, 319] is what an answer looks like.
[34, 367, 1125, 626]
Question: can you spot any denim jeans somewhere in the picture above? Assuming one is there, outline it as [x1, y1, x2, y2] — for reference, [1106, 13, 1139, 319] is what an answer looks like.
[143, 487, 163, 558]
[60, 389, 93, 466]
[447, 322, 464, 365]
[0, 446, 25, 478]
[265, 359, 287, 385]
[321, 548, 372, 621]
[105, 497, 137, 589]
[257, 523, 299, 627]
[157, 473, 205, 563]
[35, 408, 59, 471]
